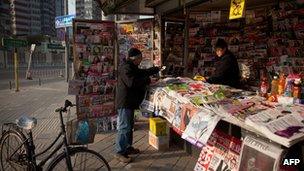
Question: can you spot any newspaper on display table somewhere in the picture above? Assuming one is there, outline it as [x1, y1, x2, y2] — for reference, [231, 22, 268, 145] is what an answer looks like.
[238, 136, 284, 171]
[142, 77, 304, 147]
[182, 108, 221, 147]
[245, 104, 304, 147]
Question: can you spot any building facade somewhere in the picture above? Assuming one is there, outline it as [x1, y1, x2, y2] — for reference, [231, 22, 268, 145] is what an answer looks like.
[3, 0, 57, 36]
[55, 0, 64, 17]
[0, 0, 11, 37]
[40, 1, 56, 36]
[76, 0, 101, 20]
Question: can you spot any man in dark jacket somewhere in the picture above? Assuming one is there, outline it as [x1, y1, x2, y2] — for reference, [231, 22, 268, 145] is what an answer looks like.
[206, 38, 240, 88]
[115, 48, 160, 163]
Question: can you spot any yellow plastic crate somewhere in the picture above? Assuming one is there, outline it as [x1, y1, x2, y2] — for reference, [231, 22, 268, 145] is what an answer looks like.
[149, 117, 167, 136]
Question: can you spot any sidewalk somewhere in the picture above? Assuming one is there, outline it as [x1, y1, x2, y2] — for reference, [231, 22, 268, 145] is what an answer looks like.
[0, 81, 196, 170]
[0, 77, 65, 90]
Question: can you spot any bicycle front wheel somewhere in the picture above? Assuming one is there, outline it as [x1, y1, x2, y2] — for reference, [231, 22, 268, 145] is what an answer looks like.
[48, 147, 110, 171]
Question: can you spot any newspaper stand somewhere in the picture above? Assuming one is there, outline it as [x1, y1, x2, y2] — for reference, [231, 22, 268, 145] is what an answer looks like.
[68, 19, 117, 142]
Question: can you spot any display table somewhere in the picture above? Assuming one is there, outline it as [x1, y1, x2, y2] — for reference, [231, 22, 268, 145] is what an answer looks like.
[142, 77, 304, 170]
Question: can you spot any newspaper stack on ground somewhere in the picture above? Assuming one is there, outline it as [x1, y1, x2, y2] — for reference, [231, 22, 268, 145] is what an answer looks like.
[238, 136, 284, 171]
[245, 105, 304, 147]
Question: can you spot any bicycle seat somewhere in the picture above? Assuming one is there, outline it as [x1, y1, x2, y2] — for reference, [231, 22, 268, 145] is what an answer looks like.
[16, 116, 37, 130]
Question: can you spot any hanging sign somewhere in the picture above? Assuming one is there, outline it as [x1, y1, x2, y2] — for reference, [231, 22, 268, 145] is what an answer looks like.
[229, 0, 246, 20]
[55, 14, 75, 28]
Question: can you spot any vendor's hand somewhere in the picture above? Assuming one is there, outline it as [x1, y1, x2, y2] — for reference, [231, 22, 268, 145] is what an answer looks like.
[160, 66, 166, 71]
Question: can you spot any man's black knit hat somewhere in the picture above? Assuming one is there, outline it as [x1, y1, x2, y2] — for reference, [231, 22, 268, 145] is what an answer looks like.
[128, 48, 142, 58]
[215, 38, 228, 49]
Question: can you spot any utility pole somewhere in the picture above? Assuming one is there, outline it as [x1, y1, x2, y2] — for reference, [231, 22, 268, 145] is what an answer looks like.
[64, 0, 69, 82]
[14, 47, 19, 92]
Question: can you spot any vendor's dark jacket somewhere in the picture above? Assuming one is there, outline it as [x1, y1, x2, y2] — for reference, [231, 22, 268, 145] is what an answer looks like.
[207, 51, 240, 88]
[116, 60, 159, 109]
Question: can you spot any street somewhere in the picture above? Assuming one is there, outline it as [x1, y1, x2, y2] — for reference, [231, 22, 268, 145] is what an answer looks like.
[0, 81, 196, 170]
[0, 67, 68, 90]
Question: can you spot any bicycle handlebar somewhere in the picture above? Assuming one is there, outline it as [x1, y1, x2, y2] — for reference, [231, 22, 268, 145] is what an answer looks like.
[55, 100, 76, 113]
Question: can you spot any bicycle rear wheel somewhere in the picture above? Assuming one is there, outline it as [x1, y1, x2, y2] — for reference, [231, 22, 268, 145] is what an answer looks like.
[48, 147, 110, 171]
[0, 129, 29, 171]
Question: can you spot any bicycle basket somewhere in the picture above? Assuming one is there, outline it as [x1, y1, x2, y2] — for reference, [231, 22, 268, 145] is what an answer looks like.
[66, 118, 96, 145]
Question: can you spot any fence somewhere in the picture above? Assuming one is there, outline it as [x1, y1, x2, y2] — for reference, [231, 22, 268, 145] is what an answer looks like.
[30, 69, 65, 79]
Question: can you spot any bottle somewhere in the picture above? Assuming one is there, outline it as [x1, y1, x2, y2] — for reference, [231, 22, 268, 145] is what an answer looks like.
[271, 76, 279, 96]
[278, 73, 286, 95]
[284, 80, 293, 97]
[293, 79, 301, 99]
[260, 76, 268, 97]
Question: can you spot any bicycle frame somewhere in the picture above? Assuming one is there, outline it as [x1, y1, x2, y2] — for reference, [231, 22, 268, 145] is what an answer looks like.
[5, 109, 74, 170]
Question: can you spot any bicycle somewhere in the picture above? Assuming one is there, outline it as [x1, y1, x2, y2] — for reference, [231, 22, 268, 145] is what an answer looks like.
[0, 100, 111, 171]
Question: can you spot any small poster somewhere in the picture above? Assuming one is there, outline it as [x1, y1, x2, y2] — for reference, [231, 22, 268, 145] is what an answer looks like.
[229, 0, 246, 20]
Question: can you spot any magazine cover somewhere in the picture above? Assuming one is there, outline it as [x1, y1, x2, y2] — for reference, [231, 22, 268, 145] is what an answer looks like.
[68, 79, 84, 95]
[179, 103, 199, 133]
[171, 102, 183, 134]
[153, 89, 168, 115]
[181, 108, 221, 147]
[207, 131, 242, 171]
[194, 131, 218, 171]
[238, 136, 283, 171]
[194, 130, 242, 171]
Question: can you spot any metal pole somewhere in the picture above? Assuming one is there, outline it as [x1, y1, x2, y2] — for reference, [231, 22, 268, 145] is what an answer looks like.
[14, 48, 19, 92]
[26, 52, 33, 79]
[4, 50, 7, 69]
[64, 0, 69, 82]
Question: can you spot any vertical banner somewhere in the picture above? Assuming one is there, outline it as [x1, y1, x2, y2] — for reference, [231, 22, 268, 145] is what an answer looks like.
[229, 0, 246, 20]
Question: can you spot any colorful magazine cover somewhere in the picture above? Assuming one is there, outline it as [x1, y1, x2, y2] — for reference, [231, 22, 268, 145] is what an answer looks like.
[207, 131, 242, 171]
[194, 130, 242, 171]
[194, 131, 218, 171]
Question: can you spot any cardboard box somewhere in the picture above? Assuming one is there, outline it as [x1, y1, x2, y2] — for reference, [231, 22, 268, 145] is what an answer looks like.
[149, 117, 167, 136]
[149, 131, 169, 151]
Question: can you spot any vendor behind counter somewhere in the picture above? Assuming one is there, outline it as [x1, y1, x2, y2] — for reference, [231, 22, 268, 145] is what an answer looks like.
[205, 38, 241, 88]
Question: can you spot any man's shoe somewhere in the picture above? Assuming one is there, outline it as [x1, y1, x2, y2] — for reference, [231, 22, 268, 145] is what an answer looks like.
[126, 147, 140, 155]
[114, 153, 132, 163]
